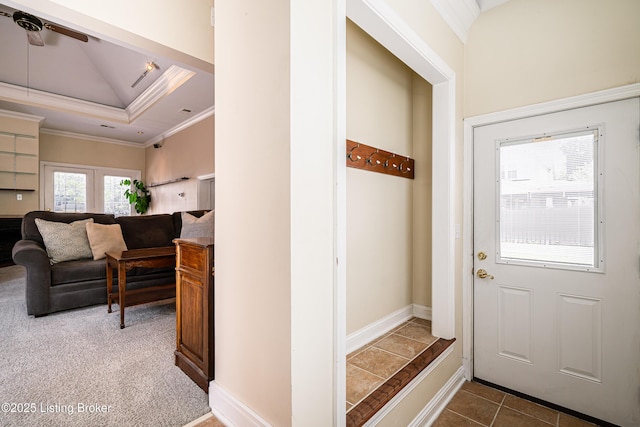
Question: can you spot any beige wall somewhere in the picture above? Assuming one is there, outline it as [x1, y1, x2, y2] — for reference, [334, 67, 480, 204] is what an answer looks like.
[215, 1, 293, 425]
[6, 0, 467, 425]
[40, 132, 145, 171]
[346, 22, 432, 334]
[465, 0, 640, 117]
[48, 0, 214, 66]
[0, 113, 41, 215]
[145, 115, 214, 214]
[412, 75, 433, 309]
[378, 0, 466, 421]
[216, 0, 337, 425]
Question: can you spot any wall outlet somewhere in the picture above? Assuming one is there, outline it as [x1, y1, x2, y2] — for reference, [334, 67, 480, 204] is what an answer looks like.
[16, 193, 22, 201]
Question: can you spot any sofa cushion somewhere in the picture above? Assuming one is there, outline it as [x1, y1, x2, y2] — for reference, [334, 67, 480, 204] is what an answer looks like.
[116, 214, 175, 249]
[35, 218, 94, 264]
[51, 258, 106, 285]
[180, 210, 214, 239]
[172, 210, 210, 238]
[22, 211, 116, 246]
[86, 223, 128, 260]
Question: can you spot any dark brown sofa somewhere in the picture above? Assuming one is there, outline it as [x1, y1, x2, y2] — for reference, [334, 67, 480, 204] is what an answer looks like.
[12, 210, 208, 317]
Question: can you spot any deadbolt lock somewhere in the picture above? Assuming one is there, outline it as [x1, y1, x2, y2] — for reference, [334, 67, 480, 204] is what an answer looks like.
[477, 251, 487, 260]
[476, 269, 494, 279]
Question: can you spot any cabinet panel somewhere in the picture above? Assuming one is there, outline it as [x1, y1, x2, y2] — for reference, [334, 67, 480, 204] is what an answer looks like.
[0, 132, 38, 190]
[174, 237, 214, 393]
[0, 173, 14, 188]
[15, 174, 37, 190]
[15, 156, 37, 173]
[180, 244, 207, 272]
[179, 275, 205, 362]
[15, 137, 37, 155]
[0, 135, 13, 152]
[0, 154, 13, 170]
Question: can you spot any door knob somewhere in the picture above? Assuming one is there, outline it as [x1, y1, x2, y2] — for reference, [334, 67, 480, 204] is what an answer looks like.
[477, 269, 494, 279]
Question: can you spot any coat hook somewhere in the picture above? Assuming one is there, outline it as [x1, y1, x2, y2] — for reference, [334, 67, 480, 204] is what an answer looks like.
[347, 144, 361, 162]
[366, 149, 382, 166]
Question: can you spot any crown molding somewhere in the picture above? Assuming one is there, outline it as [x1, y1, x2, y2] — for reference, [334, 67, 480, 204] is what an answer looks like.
[126, 65, 196, 123]
[144, 105, 214, 147]
[430, 0, 480, 44]
[40, 128, 144, 148]
[39, 105, 214, 149]
[0, 82, 127, 123]
[0, 107, 45, 125]
[0, 65, 196, 127]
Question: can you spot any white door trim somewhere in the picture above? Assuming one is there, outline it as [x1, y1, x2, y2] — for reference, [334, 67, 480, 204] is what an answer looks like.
[462, 82, 640, 380]
[347, 0, 457, 343]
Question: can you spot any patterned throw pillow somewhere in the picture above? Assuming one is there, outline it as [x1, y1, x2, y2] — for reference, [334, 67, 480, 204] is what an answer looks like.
[180, 210, 214, 239]
[85, 223, 128, 260]
[34, 218, 94, 264]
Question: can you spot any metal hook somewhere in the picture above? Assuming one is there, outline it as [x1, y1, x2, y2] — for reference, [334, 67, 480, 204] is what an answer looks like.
[366, 149, 382, 166]
[347, 144, 361, 162]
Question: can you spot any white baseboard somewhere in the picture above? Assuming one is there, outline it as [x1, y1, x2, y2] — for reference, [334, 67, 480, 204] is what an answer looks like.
[211, 305, 435, 426]
[409, 366, 466, 426]
[209, 381, 272, 427]
[413, 304, 432, 321]
[347, 305, 432, 354]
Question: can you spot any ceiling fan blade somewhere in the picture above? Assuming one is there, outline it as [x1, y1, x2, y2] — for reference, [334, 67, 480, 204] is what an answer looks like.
[44, 22, 88, 42]
[26, 30, 44, 46]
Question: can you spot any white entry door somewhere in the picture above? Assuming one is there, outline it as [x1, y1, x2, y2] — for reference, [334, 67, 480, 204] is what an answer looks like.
[473, 98, 640, 426]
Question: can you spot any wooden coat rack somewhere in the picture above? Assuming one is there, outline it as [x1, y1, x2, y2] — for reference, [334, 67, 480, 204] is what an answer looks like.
[346, 139, 414, 179]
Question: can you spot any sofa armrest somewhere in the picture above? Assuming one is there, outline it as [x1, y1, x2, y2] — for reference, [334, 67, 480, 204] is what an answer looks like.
[12, 240, 52, 316]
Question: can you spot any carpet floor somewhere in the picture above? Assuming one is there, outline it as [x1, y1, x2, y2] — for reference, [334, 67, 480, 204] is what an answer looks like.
[0, 265, 210, 427]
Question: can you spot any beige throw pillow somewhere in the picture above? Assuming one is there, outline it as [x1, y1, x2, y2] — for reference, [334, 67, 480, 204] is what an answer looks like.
[180, 210, 214, 239]
[35, 218, 94, 264]
[85, 223, 128, 260]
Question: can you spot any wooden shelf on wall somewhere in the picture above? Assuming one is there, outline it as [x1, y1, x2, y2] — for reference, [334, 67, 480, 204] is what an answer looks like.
[346, 139, 415, 179]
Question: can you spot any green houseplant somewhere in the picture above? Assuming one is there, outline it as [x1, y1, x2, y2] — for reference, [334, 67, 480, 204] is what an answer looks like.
[120, 179, 151, 214]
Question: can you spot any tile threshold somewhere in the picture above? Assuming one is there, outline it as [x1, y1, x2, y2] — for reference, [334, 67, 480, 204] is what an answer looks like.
[346, 338, 456, 427]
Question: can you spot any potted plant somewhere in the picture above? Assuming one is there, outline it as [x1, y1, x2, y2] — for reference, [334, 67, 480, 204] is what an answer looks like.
[120, 179, 151, 214]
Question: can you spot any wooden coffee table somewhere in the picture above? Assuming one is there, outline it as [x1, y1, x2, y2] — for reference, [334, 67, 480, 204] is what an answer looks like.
[106, 247, 177, 329]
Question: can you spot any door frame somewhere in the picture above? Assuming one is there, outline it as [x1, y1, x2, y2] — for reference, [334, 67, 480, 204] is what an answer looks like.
[462, 83, 640, 380]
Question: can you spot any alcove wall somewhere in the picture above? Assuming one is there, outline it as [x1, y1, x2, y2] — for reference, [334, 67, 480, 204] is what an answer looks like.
[346, 20, 432, 335]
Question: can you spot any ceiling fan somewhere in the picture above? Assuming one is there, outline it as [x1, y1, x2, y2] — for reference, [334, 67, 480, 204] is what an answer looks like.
[0, 9, 88, 46]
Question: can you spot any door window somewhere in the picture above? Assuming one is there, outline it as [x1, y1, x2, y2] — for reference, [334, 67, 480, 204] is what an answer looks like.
[497, 129, 602, 270]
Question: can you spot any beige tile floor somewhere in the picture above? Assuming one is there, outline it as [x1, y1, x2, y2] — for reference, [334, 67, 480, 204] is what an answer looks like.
[433, 381, 599, 427]
[346, 317, 437, 412]
[186, 412, 225, 427]
[187, 319, 599, 427]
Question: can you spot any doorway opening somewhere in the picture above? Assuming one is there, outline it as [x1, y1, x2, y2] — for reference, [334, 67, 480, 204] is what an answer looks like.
[336, 0, 455, 422]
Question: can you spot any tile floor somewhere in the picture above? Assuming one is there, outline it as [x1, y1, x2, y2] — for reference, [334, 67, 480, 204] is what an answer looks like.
[433, 381, 598, 427]
[188, 318, 599, 427]
[186, 412, 224, 427]
[346, 317, 437, 411]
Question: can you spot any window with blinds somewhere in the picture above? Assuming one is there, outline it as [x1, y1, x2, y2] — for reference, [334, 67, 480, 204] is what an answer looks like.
[497, 129, 602, 271]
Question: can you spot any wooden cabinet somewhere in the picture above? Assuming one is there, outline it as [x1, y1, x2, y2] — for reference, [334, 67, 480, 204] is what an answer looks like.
[173, 237, 214, 392]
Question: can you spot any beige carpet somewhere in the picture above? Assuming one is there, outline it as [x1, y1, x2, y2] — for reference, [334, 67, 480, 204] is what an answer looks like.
[0, 265, 210, 427]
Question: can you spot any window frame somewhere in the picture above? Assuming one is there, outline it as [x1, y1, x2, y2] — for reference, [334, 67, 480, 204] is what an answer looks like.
[494, 126, 605, 273]
[40, 161, 141, 216]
